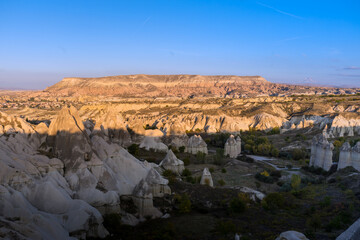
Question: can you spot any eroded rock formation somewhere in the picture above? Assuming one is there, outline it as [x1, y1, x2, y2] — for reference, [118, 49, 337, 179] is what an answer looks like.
[159, 149, 185, 174]
[309, 134, 334, 171]
[0, 106, 170, 238]
[186, 135, 208, 154]
[338, 142, 360, 171]
[224, 135, 241, 158]
[200, 168, 213, 187]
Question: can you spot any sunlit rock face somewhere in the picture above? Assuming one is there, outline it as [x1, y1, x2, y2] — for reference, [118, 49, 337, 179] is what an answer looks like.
[139, 129, 168, 152]
[186, 135, 208, 154]
[328, 115, 360, 137]
[47, 105, 95, 170]
[200, 168, 213, 187]
[93, 107, 132, 147]
[338, 142, 360, 171]
[159, 149, 185, 175]
[224, 135, 241, 158]
[309, 133, 334, 171]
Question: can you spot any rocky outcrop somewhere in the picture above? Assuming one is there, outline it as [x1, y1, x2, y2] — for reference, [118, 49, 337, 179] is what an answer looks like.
[224, 135, 241, 158]
[93, 108, 131, 147]
[0, 107, 170, 238]
[139, 129, 168, 152]
[47, 105, 96, 170]
[275, 231, 309, 240]
[338, 142, 360, 171]
[328, 115, 360, 137]
[186, 135, 208, 154]
[200, 168, 213, 187]
[159, 150, 185, 174]
[131, 179, 163, 218]
[309, 134, 334, 171]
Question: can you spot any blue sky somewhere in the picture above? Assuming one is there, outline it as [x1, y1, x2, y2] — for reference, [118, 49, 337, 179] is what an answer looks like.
[0, 0, 360, 89]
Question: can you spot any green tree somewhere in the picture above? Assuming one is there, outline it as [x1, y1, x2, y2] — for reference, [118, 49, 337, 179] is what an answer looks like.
[291, 174, 301, 190]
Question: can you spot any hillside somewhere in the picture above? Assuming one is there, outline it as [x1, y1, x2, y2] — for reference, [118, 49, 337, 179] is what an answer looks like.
[43, 74, 333, 98]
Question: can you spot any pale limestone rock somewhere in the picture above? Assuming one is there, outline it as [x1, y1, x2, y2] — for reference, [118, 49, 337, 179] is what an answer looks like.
[200, 168, 214, 187]
[338, 142, 360, 171]
[139, 129, 168, 152]
[132, 180, 162, 218]
[47, 105, 94, 170]
[338, 142, 352, 170]
[168, 134, 189, 149]
[309, 134, 333, 171]
[275, 231, 309, 240]
[159, 149, 185, 174]
[0, 106, 171, 238]
[93, 108, 131, 147]
[224, 135, 241, 158]
[186, 135, 208, 154]
[145, 168, 171, 197]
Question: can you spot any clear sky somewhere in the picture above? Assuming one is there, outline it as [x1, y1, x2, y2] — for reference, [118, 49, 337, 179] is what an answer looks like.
[0, 0, 360, 89]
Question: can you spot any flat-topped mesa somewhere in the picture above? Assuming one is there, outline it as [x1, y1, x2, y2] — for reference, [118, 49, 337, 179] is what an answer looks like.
[44, 74, 270, 97]
[309, 133, 334, 171]
[338, 142, 360, 171]
[224, 135, 241, 158]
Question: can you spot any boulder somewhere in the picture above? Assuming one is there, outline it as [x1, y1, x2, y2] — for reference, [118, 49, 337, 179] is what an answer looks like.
[275, 231, 309, 240]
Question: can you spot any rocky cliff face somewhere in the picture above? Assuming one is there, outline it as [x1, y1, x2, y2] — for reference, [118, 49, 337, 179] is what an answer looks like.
[0, 106, 171, 239]
[338, 142, 360, 171]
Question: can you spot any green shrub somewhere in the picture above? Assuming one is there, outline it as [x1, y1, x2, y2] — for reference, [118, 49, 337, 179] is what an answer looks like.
[182, 157, 190, 166]
[162, 169, 177, 183]
[214, 148, 225, 165]
[291, 174, 301, 191]
[209, 167, 214, 173]
[306, 214, 321, 231]
[196, 151, 206, 163]
[175, 194, 191, 213]
[271, 148, 280, 157]
[182, 168, 191, 177]
[127, 144, 139, 156]
[262, 193, 285, 210]
[229, 196, 247, 213]
[319, 196, 332, 208]
[221, 168, 227, 173]
[255, 171, 275, 184]
[292, 148, 307, 160]
[218, 179, 226, 186]
[103, 213, 122, 233]
[267, 127, 280, 135]
[214, 220, 236, 235]
[179, 146, 186, 153]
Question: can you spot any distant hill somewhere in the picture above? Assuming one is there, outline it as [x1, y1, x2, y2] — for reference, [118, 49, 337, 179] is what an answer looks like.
[43, 74, 357, 98]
